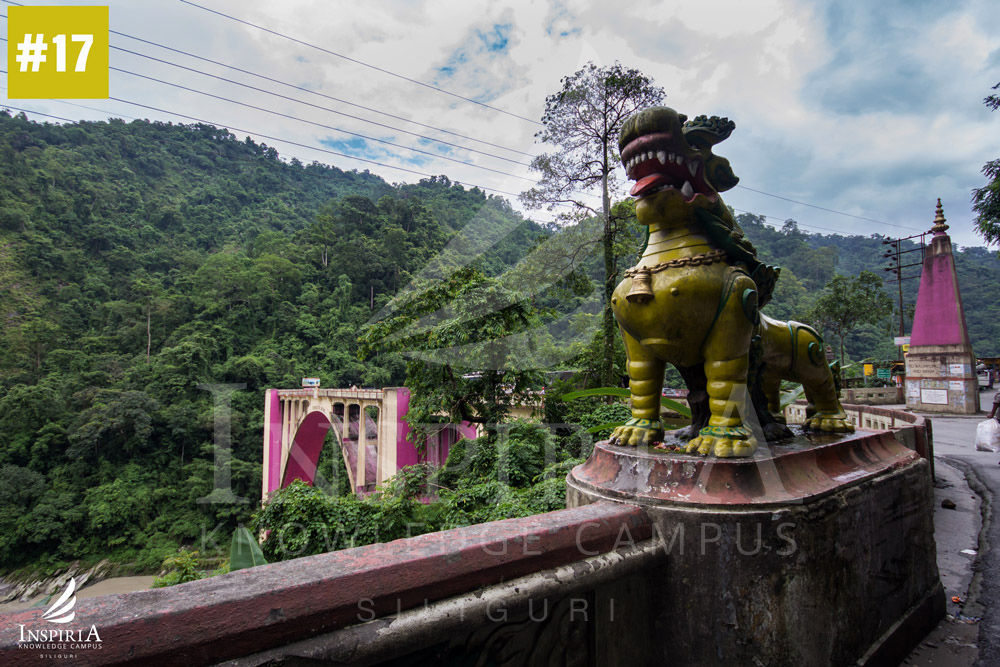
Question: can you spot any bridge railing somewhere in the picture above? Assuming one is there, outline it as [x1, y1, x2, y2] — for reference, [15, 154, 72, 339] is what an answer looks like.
[275, 387, 384, 401]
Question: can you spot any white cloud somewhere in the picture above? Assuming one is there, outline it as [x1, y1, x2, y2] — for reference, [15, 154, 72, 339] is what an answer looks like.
[2, 0, 998, 244]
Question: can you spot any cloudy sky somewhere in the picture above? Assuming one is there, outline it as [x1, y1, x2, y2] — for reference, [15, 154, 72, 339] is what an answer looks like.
[2, 0, 999, 248]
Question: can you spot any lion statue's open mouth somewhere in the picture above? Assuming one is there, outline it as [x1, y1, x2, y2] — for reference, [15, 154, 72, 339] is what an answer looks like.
[619, 106, 739, 205]
[620, 132, 710, 202]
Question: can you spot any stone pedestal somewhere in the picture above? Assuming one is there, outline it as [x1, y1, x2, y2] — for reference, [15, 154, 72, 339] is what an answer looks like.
[905, 347, 979, 414]
[566, 430, 944, 667]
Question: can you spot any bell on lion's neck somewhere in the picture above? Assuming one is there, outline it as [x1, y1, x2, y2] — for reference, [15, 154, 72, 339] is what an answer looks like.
[626, 267, 654, 303]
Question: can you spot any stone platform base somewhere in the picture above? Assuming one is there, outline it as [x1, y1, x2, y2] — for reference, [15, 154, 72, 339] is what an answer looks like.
[566, 429, 944, 667]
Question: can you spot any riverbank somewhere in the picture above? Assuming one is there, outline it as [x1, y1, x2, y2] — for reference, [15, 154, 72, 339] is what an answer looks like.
[0, 575, 155, 613]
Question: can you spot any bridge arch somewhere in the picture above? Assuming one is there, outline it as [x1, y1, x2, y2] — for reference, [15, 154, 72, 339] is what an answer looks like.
[281, 405, 381, 491]
[264, 387, 469, 502]
[281, 410, 333, 488]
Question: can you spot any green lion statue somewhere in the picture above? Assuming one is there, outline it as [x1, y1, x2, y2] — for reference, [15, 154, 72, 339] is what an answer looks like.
[610, 106, 853, 457]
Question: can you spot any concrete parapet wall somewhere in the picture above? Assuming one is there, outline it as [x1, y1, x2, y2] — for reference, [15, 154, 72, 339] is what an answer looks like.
[0, 503, 651, 666]
[2, 409, 940, 667]
[784, 401, 933, 470]
[632, 458, 940, 666]
[841, 386, 904, 405]
[231, 540, 664, 666]
[786, 399, 923, 430]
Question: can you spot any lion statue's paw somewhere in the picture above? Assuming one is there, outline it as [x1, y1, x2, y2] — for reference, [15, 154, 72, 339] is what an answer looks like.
[803, 413, 855, 433]
[685, 426, 757, 458]
[609, 419, 664, 447]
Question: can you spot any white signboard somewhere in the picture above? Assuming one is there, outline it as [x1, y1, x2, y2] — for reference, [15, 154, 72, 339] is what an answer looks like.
[906, 380, 921, 398]
[921, 389, 948, 405]
[301, 377, 321, 388]
[894, 336, 911, 346]
[949, 381, 964, 391]
[949, 364, 969, 377]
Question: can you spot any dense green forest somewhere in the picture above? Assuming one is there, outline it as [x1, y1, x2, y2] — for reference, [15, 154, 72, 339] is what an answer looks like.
[0, 110, 545, 574]
[2, 110, 999, 575]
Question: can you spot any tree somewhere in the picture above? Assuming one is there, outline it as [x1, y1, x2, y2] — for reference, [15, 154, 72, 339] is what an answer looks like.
[521, 62, 664, 386]
[809, 271, 893, 368]
[130, 276, 171, 364]
[358, 267, 543, 443]
[973, 82, 1000, 245]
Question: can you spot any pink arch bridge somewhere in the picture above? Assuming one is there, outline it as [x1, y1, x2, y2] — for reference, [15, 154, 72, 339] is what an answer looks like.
[262, 387, 475, 500]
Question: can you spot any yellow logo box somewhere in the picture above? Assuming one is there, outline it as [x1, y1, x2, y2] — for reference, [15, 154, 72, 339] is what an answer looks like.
[7, 6, 109, 99]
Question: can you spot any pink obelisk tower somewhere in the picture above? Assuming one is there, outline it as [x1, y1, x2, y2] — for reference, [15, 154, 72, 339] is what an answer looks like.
[905, 200, 979, 413]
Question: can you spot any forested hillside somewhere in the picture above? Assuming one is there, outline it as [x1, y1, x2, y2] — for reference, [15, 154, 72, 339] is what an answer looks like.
[2, 110, 999, 576]
[0, 110, 543, 573]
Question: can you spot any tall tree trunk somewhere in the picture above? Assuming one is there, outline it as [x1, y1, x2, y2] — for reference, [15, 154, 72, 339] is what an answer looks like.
[147, 305, 152, 364]
[601, 163, 616, 387]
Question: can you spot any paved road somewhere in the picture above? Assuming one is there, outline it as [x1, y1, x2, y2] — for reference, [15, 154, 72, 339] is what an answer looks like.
[903, 391, 999, 667]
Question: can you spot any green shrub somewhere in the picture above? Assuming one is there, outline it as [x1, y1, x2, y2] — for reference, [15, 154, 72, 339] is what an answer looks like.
[151, 548, 204, 588]
[437, 420, 557, 490]
[252, 478, 432, 561]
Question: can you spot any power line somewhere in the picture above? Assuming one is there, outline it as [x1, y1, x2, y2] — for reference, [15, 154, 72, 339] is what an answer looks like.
[82, 10, 949, 235]
[0, 86, 912, 234]
[0, 101, 562, 227]
[104, 96, 543, 200]
[0, 98, 567, 226]
[0, 86, 137, 120]
[109, 43, 532, 165]
[1, 32, 537, 182]
[177, 0, 542, 126]
[0, 105, 901, 237]
[1, 6, 534, 162]
[731, 206, 929, 239]
[0, 104, 915, 237]
[1, 92, 442, 180]
[1, 104, 78, 124]
[735, 185, 922, 231]
[109, 66, 537, 182]
[731, 208, 854, 236]
[107, 31, 534, 157]
[0, 63, 568, 216]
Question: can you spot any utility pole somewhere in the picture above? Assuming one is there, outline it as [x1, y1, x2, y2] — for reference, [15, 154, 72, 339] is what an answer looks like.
[882, 232, 926, 359]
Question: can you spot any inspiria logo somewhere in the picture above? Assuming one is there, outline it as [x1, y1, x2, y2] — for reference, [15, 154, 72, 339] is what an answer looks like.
[17, 578, 104, 655]
[42, 576, 77, 623]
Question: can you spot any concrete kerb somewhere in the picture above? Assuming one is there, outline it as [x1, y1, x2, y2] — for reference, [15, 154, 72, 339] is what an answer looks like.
[901, 415, 989, 666]
[939, 455, 992, 619]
